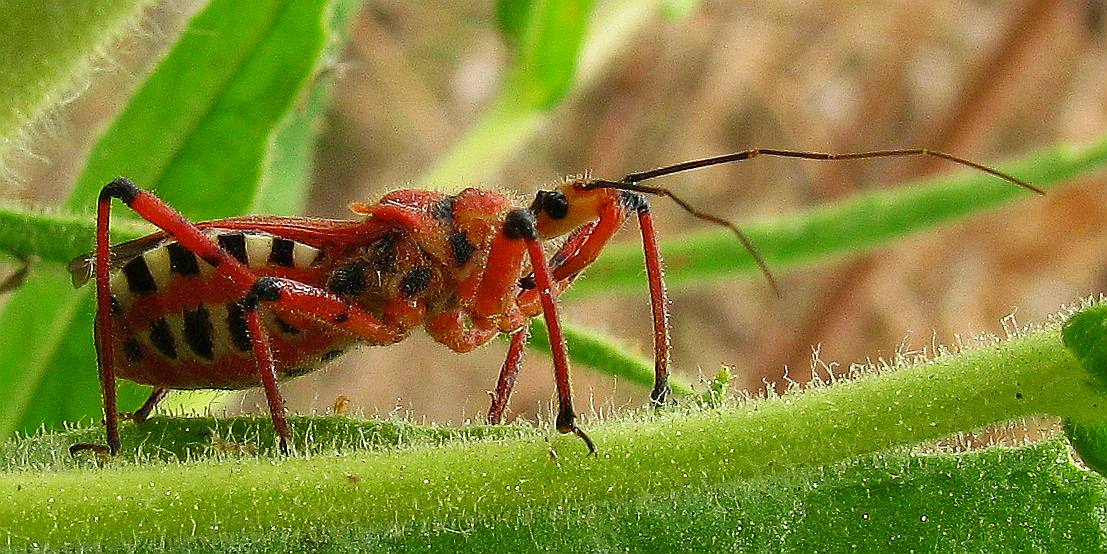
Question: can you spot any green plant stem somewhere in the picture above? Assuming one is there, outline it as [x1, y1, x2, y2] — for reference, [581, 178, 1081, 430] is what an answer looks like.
[3, 323, 1102, 547]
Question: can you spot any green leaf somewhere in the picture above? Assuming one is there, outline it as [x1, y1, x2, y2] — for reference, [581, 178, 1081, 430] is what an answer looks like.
[420, 0, 594, 187]
[1061, 303, 1107, 475]
[0, 0, 156, 169]
[0, 0, 339, 439]
[495, 0, 532, 42]
[503, 0, 594, 110]
[570, 136, 1107, 298]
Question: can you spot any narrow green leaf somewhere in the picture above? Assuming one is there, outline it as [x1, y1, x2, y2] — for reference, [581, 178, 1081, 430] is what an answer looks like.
[419, 0, 595, 187]
[257, 0, 365, 216]
[570, 135, 1107, 298]
[529, 318, 695, 396]
[0, 0, 337, 439]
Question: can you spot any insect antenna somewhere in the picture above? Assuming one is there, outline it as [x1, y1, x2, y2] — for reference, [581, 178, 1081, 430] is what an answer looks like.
[585, 148, 1042, 297]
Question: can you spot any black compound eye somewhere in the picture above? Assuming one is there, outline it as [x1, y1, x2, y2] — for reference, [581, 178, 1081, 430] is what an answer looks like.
[532, 190, 569, 220]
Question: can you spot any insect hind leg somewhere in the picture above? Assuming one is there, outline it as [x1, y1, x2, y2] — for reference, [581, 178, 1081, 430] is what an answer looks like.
[77, 178, 264, 457]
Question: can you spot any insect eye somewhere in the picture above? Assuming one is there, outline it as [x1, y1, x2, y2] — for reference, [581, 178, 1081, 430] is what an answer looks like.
[531, 190, 569, 220]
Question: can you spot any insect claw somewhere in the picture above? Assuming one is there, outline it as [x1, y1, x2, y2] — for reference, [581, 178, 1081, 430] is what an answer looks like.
[650, 381, 672, 405]
[69, 442, 116, 466]
[573, 427, 597, 456]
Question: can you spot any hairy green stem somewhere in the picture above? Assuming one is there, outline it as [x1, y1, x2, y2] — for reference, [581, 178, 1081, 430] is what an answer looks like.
[0, 0, 157, 170]
[2, 320, 1101, 547]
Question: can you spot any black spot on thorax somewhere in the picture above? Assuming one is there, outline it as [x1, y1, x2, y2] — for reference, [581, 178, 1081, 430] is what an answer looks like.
[328, 260, 370, 297]
[401, 267, 432, 297]
[430, 195, 456, 222]
[449, 231, 476, 266]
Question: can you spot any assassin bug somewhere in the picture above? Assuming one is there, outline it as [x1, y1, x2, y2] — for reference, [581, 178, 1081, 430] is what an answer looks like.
[67, 148, 1041, 457]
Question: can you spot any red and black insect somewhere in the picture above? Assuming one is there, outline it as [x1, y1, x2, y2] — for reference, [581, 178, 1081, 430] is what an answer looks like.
[68, 148, 1041, 456]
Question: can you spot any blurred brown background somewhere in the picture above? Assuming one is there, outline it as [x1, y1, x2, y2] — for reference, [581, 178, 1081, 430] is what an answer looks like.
[10, 1, 1107, 428]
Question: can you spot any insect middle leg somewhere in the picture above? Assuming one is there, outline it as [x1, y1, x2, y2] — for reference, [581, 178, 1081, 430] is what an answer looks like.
[239, 276, 414, 452]
[122, 387, 168, 424]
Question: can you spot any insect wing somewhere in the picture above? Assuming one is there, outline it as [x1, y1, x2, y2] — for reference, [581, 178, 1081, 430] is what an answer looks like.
[67, 216, 387, 288]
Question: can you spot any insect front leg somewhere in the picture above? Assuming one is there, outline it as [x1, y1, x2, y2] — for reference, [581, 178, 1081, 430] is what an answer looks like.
[488, 326, 529, 425]
[239, 281, 291, 455]
[624, 194, 673, 404]
[503, 209, 595, 453]
[533, 189, 674, 405]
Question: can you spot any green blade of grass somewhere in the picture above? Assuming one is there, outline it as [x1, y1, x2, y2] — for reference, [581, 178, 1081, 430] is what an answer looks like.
[418, 0, 593, 188]
[529, 318, 695, 396]
[0, 0, 338, 439]
[568, 136, 1107, 298]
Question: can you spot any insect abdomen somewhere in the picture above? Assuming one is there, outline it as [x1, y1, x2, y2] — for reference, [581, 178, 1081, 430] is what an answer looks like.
[105, 231, 353, 389]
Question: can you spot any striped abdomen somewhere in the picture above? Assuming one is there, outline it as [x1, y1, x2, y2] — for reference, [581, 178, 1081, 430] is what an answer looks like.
[104, 230, 352, 389]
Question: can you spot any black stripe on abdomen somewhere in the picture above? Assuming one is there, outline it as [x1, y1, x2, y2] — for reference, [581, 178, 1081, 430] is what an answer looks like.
[149, 317, 177, 359]
[183, 305, 215, 360]
[217, 233, 248, 265]
[167, 242, 201, 276]
[122, 256, 157, 294]
[226, 302, 252, 352]
[269, 237, 295, 267]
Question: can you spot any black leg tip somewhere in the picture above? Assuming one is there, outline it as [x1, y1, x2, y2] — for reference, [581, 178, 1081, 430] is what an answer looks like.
[650, 381, 672, 405]
[556, 405, 596, 455]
